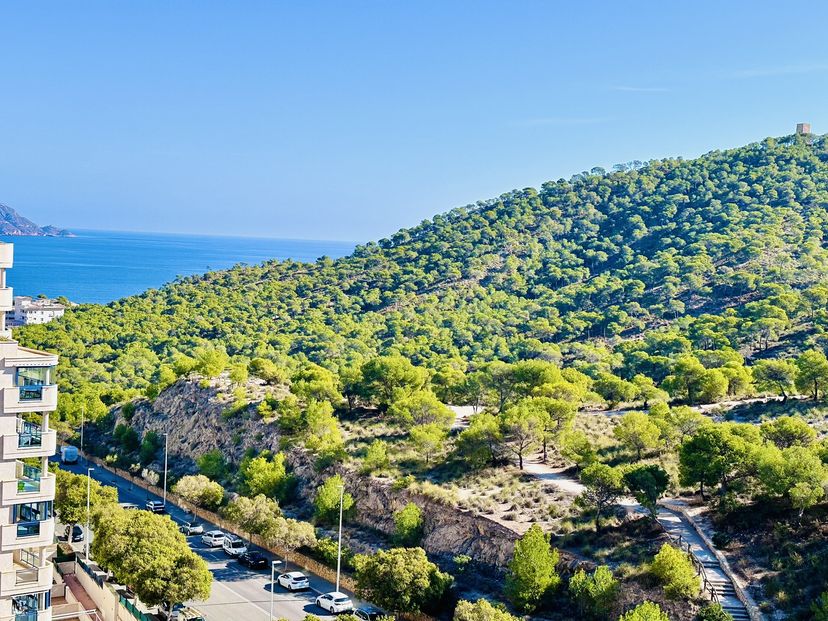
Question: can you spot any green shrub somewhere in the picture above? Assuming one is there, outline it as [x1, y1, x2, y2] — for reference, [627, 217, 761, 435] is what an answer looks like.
[313, 537, 354, 570]
[650, 543, 700, 599]
[453, 554, 472, 574]
[619, 601, 669, 621]
[362, 439, 390, 474]
[313, 474, 354, 525]
[568, 565, 618, 619]
[453, 599, 519, 621]
[393, 502, 424, 546]
[696, 603, 734, 621]
[812, 591, 828, 621]
[196, 449, 227, 480]
[504, 524, 560, 612]
[354, 547, 452, 613]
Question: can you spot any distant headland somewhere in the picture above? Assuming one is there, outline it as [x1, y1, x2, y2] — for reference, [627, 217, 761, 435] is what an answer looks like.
[0, 203, 73, 237]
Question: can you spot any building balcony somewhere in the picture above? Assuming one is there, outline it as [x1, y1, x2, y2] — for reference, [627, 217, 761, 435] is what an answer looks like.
[0, 423, 56, 461]
[1, 386, 57, 415]
[0, 564, 52, 598]
[0, 244, 13, 269]
[0, 520, 54, 553]
[1, 466, 54, 506]
[0, 287, 12, 313]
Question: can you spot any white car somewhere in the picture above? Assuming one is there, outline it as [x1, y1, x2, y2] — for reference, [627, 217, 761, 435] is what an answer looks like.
[222, 535, 247, 557]
[201, 530, 226, 547]
[316, 592, 354, 613]
[277, 571, 310, 591]
[119, 502, 140, 511]
[179, 521, 204, 536]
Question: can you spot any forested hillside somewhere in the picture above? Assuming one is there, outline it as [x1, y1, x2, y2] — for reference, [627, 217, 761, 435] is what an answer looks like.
[19, 132, 828, 418]
[33, 132, 828, 620]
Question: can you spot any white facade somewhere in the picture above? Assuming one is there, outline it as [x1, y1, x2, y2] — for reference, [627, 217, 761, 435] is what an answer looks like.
[6, 299, 65, 328]
[0, 244, 57, 621]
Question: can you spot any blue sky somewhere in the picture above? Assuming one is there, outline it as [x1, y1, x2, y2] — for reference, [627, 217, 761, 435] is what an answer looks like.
[0, 1, 825, 241]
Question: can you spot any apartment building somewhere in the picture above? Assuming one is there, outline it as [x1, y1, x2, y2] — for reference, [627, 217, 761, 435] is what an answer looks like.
[0, 243, 58, 621]
[6, 298, 66, 328]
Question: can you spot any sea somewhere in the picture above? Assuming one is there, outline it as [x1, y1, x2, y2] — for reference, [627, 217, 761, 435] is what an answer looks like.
[0, 229, 357, 304]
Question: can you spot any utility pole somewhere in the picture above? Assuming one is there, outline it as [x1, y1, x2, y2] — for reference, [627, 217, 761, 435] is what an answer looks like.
[162, 432, 169, 506]
[85, 467, 94, 560]
[336, 483, 344, 593]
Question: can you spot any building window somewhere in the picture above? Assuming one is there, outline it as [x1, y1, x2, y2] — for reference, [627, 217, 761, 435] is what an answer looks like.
[16, 367, 51, 387]
[12, 590, 49, 616]
[13, 501, 53, 524]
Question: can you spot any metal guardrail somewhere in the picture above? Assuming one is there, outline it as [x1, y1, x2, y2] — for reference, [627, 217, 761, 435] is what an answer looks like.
[53, 610, 103, 621]
[675, 533, 720, 604]
[661, 502, 764, 621]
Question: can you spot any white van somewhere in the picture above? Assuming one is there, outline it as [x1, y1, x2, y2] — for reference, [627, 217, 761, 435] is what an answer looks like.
[60, 445, 79, 464]
[222, 535, 247, 557]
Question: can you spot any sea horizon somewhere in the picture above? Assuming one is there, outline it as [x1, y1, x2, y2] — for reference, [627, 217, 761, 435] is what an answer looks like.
[1, 228, 357, 305]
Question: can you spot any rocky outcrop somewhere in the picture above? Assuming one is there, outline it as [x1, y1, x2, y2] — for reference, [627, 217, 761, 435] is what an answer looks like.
[0, 203, 72, 236]
[120, 376, 282, 471]
[118, 376, 522, 569]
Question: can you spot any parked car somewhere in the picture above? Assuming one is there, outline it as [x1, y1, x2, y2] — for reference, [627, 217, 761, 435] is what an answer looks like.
[178, 606, 206, 621]
[201, 530, 226, 547]
[222, 534, 247, 557]
[238, 550, 268, 569]
[119, 502, 140, 511]
[145, 500, 166, 513]
[316, 592, 354, 614]
[354, 606, 390, 621]
[158, 605, 205, 621]
[179, 522, 204, 536]
[277, 571, 309, 591]
[70, 525, 84, 542]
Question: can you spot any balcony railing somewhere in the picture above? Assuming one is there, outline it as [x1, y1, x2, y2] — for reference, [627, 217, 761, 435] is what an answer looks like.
[15, 465, 41, 495]
[0, 519, 54, 552]
[1, 385, 58, 414]
[15, 523, 40, 538]
[18, 387, 45, 402]
[17, 422, 42, 449]
[14, 568, 39, 586]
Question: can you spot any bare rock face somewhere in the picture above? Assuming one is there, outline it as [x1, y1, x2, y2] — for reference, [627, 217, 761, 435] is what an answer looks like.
[122, 375, 282, 472]
[288, 448, 519, 568]
[121, 376, 519, 568]
[356, 479, 519, 567]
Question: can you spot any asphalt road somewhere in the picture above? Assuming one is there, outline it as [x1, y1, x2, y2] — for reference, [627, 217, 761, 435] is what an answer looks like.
[54, 456, 366, 621]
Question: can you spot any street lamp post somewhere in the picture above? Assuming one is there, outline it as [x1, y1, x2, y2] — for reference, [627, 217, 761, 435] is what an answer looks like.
[85, 467, 94, 560]
[270, 560, 278, 621]
[79, 406, 85, 464]
[336, 483, 344, 593]
[162, 432, 168, 507]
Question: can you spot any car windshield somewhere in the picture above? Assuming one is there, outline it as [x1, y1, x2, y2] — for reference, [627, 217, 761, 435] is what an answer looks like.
[334, 597, 350, 604]
[229, 540, 243, 547]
